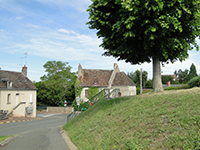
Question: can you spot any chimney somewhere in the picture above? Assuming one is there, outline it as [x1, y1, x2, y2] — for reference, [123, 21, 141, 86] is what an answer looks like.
[108, 63, 120, 89]
[78, 63, 82, 79]
[114, 63, 120, 72]
[22, 65, 27, 77]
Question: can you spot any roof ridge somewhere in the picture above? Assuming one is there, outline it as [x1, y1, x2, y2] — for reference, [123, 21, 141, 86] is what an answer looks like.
[83, 69, 113, 71]
[0, 70, 21, 74]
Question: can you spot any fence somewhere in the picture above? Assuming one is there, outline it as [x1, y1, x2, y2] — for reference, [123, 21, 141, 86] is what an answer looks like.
[67, 111, 82, 123]
[66, 88, 120, 123]
[104, 89, 120, 99]
[90, 89, 110, 103]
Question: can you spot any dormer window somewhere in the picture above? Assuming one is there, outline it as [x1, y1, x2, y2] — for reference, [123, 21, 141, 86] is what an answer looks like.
[7, 81, 12, 88]
[93, 79, 98, 86]
[1, 78, 12, 88]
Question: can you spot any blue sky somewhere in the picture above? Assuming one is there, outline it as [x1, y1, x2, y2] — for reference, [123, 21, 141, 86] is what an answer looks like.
[0, 0, 200, 82]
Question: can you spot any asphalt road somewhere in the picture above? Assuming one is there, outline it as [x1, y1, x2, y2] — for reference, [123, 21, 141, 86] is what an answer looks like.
[0, 113, 71, 150]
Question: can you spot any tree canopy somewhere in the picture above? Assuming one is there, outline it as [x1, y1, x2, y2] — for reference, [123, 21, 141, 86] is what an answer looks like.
[188, 63, 198, 80]
[34, 61, 76, 106]
[174, 63, 198, 83]
[87, 0, 200, 91]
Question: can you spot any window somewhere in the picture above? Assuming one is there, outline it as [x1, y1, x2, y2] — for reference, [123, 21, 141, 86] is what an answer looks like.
[30, 94, 33, 104]
[7, 94, 11, 104]
[16, 93, 19, 106]
[85, 89, 88, 97]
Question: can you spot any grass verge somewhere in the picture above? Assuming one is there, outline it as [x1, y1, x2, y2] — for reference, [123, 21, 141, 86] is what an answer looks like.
[0, 135, 13, 143]
[63, 87, 200, 150]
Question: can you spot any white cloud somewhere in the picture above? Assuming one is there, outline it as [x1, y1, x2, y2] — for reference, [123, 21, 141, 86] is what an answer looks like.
[27, 24, 40, 28]
[16, 16, 24, 20]
[57, 28, 77, 35]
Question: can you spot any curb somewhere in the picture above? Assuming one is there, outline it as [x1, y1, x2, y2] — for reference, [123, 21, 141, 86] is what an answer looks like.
[0, 118, 43, 125]
[0, 135, 19, 147]
[59, 127, 78, 150]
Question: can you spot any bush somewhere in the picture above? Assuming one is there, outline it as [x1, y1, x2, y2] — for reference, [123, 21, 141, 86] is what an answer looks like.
[164, 84, 190, 90]
[187, 76, 200, 88]
[146, 80, 153, 88]
[136, 87, 140, 95]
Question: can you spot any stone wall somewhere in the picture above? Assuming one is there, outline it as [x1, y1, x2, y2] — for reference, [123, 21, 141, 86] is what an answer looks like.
[44, 107, 74, 113]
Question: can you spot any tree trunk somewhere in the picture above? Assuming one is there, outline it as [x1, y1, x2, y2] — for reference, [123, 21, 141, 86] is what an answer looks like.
[153, 56, 163, 92]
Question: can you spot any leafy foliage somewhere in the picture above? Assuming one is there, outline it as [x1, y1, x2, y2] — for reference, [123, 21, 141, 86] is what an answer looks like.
[161, 75, 178, 84]
[188, 76, 200, 88]
[35, 61, 76, 106]
[87, 0, 200, 91]
[75, 80, 83, 98]
[87, 87, 99, 100]
[127, 70, 148, 88]
[175, 69, 189, 84]
[146, 79, 153, 88]
[174, 63, 198, 84]
[188, 63, 198, 81]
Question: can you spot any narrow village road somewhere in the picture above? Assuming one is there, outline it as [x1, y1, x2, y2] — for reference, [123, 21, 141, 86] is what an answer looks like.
[0, 113, 71, 150]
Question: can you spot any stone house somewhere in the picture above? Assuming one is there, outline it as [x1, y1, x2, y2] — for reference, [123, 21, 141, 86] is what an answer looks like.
[0, 65, 37, 118]
[77, 63, 136, 102]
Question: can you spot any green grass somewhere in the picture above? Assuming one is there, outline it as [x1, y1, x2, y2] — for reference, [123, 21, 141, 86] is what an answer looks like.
[63, 88, 200, 150]
[0, 135, 12, 142]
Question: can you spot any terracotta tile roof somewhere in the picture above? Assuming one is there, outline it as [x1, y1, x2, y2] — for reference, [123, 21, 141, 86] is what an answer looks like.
[112, 72, 136, 86]
[0, 70, 37, 90]
[78, 69, 113, 87]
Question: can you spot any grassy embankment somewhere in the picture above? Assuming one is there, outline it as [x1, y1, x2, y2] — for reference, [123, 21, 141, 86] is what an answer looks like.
[63, 88, 200, 150]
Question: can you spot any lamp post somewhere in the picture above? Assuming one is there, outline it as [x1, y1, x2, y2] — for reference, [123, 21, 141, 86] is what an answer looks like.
[76, 97, 80, 111]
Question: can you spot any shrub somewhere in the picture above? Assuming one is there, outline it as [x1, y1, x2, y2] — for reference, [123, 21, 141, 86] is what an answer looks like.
[164, 84, 190, 90]
[146, 80, 153, 88]
[136, 87, 140, 95]
[187, 76, 200, 88]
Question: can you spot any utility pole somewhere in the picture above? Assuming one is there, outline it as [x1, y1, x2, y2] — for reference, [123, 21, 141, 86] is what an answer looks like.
[140, 68, 143, 94]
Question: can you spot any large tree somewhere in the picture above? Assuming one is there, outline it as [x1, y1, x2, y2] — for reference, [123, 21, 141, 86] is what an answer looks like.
[35, 61, 76, 106]
[87, 0, 200, 92]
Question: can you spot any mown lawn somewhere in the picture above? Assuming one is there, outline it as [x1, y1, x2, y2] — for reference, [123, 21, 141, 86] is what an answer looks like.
[63, 88, 200, 150]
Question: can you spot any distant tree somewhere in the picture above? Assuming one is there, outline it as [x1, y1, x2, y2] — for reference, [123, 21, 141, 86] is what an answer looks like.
[176, 69, 189, 84]
[188, 63, 198, 81]
[142, 71, 148, 88]
[174, 70, 178, 77]
[146, 80, 153, 88]
[35, 61, 76, 106]
[162, 75, 174, 84]
[87, 0, 200, 92]
[127, 70, 148, 88]
[127, 70, 140, 87]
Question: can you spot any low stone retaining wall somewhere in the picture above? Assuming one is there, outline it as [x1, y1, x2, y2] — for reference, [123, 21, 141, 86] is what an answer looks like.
[47, 107, 74, 113]
[37, 107, 74, 114]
